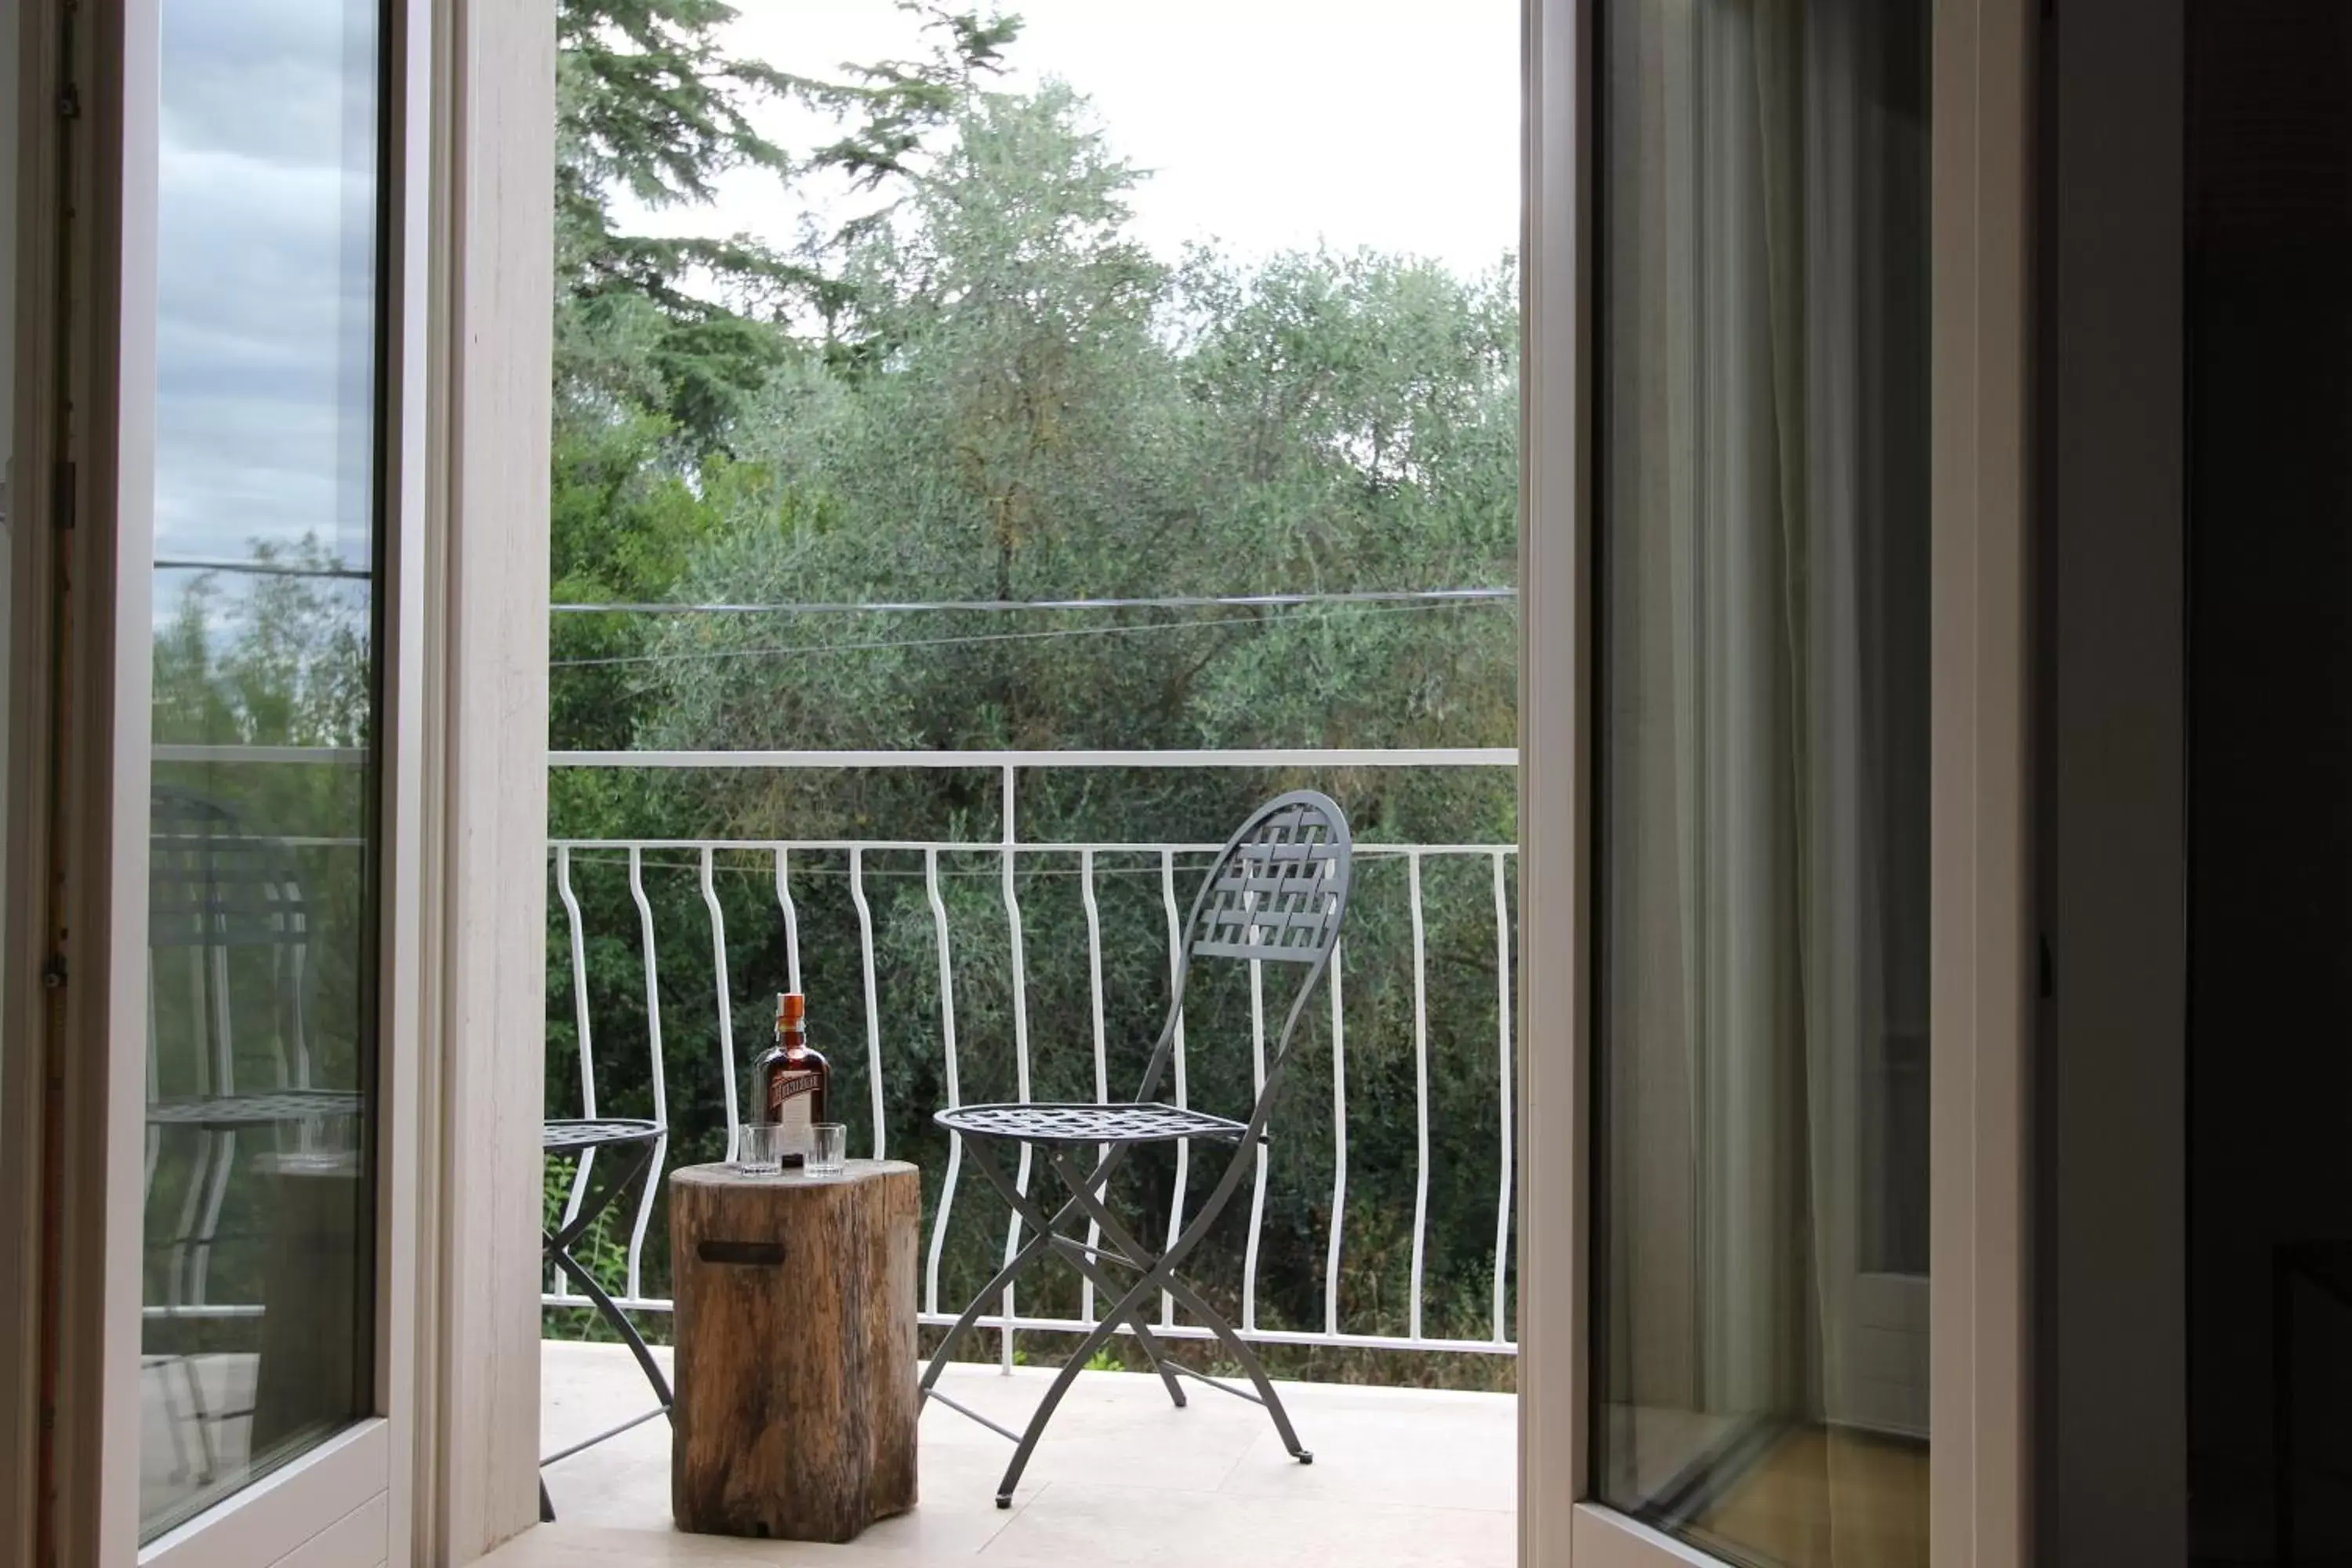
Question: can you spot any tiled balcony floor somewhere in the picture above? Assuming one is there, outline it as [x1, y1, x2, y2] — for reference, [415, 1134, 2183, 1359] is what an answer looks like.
[494, 1341, 1517, 1567]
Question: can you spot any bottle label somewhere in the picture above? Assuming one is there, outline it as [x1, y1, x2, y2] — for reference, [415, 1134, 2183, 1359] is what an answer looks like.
[768, 1067, 822, 1159]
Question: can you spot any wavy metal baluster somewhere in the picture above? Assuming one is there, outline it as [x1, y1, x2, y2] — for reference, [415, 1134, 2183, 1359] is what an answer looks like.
[924, 847, 961, 1317]
[166, 946, 212, 1304]
[1324, 938, 1348, 1337]
[1408, 850, 1430, 1342]
[774, 845, 801, 994]
[145, 980, 162, 1195]
[284, 875, 312, 1091]
[701, 848, 739, 1163]
[1159, 848, 1189, 1330]
[848, 847, 884, 1159]
[1492, 851, 1515, 1343]
[1243, 898, 1268, 1334]
[554, 848, 598, 1286]
[1080, 848, 1108, 1327]
[626, 848, 671, 1300]
[998, 766, 1033, 1371]
[189, 938, 238, 1305]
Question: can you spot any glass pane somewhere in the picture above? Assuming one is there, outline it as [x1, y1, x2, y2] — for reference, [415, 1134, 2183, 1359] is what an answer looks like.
[1592, 0, 1932, 1563]
[140, 0, 383, 1537]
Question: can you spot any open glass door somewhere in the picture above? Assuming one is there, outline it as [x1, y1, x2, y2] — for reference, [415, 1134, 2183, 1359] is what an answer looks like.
[103, 0, 402, 1557]
[1582, 0, 1935, 1561]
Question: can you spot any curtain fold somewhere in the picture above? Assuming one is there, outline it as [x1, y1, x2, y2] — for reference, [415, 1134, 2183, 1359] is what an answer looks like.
[1596, 1, 1931, 1563]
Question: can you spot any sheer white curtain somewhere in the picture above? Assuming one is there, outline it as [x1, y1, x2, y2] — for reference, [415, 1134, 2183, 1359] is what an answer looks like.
[1596, 0, 1929, 1563]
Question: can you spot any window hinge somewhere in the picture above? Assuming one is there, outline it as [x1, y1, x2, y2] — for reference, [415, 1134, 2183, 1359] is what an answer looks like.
[51, 461, 74, 530]
[56, 82, 80, 119]
[42, 955, 67, 991]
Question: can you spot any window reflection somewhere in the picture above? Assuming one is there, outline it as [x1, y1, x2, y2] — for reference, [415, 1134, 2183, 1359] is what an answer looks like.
[140, 0, 383, 1537]
[1592, 0, 1933, 1563]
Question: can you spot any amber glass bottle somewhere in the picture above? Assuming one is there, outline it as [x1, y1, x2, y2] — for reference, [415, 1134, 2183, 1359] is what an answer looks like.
[753, 992, 829, 1163]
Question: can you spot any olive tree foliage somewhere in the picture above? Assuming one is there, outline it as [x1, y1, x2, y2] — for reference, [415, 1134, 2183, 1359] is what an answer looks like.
[633, 88, 1519, 838]
[550, 0, 1021, 759]
[538, 4, 1520, 1376]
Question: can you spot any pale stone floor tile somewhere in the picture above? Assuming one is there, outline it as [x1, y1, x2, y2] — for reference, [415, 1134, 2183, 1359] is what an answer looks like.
[1218, 1395, 1516, 1513]
[520, 1343, 1514, 1567]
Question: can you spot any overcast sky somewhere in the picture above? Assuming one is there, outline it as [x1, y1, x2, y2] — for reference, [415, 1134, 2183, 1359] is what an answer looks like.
[154, 0, 379, 590]
[637, 0, 1522, 278]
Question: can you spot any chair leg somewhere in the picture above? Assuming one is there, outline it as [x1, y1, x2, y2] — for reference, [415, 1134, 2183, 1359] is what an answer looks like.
[920, 1221, 1056, 1397]
[1048, 1151, 1310, 1463]
[1036, 1151, 1196, 1406]
[543, 1139, 673, 1410]
[971, 1140, 1187, 1411]
[1054, 1151, 1196, 1408]
[992, 1296, 1154, 1508]
[546, 1243, 673, 1408]
[1156, 1273, 1310, 1462]
[1050, 1236, 1190, 1409]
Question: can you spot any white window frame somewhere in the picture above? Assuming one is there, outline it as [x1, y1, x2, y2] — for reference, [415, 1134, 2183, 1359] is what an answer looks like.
[0, 0, 555, 1557]
[1514, 0, 2034, 1563]
[0, 0, 77, 1551]
[3, 0, 2027, 1557]
[91, 0, 429, 1554]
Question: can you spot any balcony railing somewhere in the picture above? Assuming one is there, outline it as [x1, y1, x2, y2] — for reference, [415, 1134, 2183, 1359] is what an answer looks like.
[543, 747, 1519, 1363]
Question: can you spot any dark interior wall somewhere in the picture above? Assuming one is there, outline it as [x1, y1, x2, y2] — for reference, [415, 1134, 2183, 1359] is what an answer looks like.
[2187, 3, 2352, 1560]
[2039, 0, 2187, 1563]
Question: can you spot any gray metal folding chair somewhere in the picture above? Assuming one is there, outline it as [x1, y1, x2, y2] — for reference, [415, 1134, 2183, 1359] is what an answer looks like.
[922, 789, 1354, 1506]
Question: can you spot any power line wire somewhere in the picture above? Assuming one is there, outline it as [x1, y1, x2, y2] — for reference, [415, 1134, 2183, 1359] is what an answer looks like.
[548, 586, 1517, 615]
[550, 597, 1503, 670]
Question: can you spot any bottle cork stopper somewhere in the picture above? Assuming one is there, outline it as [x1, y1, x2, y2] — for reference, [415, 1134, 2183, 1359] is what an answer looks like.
[779, 992, 806, 1028]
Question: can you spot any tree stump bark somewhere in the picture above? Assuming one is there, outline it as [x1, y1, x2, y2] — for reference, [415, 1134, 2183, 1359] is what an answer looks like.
[670, 1160, 920, 1541]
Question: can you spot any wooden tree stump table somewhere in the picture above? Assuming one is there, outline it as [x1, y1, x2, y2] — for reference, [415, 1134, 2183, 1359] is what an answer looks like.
[670, 1160, 921, 1541]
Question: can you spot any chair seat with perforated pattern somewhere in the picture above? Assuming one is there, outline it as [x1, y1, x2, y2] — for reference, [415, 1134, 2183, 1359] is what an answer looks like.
[933, 1100, 1247, 1146]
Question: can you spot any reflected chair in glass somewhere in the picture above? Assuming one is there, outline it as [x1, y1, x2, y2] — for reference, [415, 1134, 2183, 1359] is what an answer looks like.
[922, 790, 1354, 1506]
[143, 787, 359, 1484]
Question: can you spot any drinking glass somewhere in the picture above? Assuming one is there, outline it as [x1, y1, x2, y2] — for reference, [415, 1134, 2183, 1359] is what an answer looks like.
[809, 1123, 849, 1176]
[736, 1123, 786, 1174]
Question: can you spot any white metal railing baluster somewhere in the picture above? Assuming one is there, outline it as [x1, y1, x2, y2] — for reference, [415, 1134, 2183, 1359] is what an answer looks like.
[191, 941, 238, 1304]
[1159, 849, 1190, 1329]
[1408, 850, 1429, 1342]
[555, 848, 598, 1279]
[145, 981, 162, 1196]
[999, 764, 1033, 1373]
[924, 847, 961, 1317]
[1080, 848, 1108, 1327]
[533, 827, 1524, 1361]
[626, 847, 670, 1299]
[257, 913, 292, 1090]
[849, 847, 884, 1158]
[1243, 916, 1267, 1335]
[1324, 939, 1347, 1337]
[168, 946, 211, 1308]
[286, 889, 313, 1091]
[775, 846, 801, 994]
[701, 848, 741, 1162]
[1492, 851, 1514, 1344]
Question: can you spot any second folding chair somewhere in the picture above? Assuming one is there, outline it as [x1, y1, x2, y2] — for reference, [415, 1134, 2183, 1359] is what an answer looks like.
[920, 789, 1355, 1507]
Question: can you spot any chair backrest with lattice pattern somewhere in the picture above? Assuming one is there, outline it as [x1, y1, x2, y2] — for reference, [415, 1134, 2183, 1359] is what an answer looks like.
[147, 787, 316, 1094]
[1189, 793, 1352, 967]
[1135, 792, 1352, 1115]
